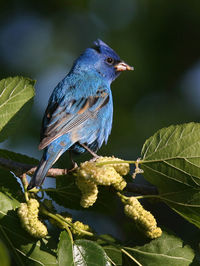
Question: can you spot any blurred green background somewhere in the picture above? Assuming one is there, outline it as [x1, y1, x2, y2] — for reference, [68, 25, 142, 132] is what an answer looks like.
[1, 0, 200, 160]
[1, 0, 200, 241]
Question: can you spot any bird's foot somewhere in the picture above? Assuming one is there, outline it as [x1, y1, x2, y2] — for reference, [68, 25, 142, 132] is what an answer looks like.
[90, 155, 100, 162]
[80, 143, 99, 158]
[68, 161, 78, 173]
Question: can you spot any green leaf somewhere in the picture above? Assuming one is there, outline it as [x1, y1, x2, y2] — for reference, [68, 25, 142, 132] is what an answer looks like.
[0, 151, 38, 216]
[57, 233, 113, 266]
[73, 239, 111, 266]
[0, 99, 34, 143]
[46, 175, 117, 214]
[141, 123, 200, 228]
[123, 231, 195, 266]
[0, 150, 39, 185]
[0, 76, 35, 141]
[0, 169, 23, 216]
[98, 235, 122, 266]
[0, 168, 57, 265]
[0, 149, 39, 166]
[0, 240, 10, 266]
[46, 175, 82, 211]
[58, 231, 74, 266]
[103, 245, 122, 266]
[0, 209, 58, 266]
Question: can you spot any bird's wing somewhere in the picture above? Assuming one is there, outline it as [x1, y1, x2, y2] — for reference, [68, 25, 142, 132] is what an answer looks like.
[38, 87, 110, 150]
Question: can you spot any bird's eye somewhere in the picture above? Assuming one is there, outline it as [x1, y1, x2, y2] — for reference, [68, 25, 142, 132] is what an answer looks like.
[106, 57, 114, 65]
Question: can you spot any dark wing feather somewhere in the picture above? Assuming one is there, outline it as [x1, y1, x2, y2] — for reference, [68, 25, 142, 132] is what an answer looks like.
[38, 90, 109, 150]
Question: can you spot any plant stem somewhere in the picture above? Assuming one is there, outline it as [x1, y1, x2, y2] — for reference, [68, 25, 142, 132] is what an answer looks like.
[135, 195, 158, 200]
[40, 207, 73, 242]
[116, 192, 130, 205]
[97, 235, 142, 266]
[41, 208, 142, 264]
[56, 214, 94, 237]
[95, 160, 143, 167]
[116, 192, 128, 201]
[137, 194, 195, 207]
[20, 173, 29, 202]
[121, 248, 142, 266]
[41, 207, 94, 239]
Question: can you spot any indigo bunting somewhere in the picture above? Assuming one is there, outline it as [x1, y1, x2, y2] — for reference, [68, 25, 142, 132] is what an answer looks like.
[28, 39, 133, 190]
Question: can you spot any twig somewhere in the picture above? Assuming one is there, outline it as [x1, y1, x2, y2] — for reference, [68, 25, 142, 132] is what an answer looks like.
[21, 173, 29, 202]
[40, 206, 74, 242]
[0, 157, 158, 196]
[0, 157, 68, 177]
[132, 158, 143, 179]
[121, 248, 142, 266]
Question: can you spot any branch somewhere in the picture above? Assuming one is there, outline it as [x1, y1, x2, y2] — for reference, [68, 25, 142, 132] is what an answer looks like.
[0, 157, 158, 195]
[0, 157, 68, 177]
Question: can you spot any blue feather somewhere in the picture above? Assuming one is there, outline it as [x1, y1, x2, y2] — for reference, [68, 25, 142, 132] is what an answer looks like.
[28, 39, 133, 189]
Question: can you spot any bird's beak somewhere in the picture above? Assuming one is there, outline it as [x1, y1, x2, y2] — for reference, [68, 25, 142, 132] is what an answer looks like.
[114, 61, 134, 72]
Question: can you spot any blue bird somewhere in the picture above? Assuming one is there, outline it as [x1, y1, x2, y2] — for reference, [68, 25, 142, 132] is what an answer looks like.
[28, 39, 133, 190]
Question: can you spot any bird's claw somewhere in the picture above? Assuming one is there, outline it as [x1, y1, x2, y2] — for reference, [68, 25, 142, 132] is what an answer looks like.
[68, 161, 78, 173]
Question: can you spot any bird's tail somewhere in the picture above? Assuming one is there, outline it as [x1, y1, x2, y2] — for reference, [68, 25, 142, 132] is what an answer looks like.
[27, 150, 63, 190]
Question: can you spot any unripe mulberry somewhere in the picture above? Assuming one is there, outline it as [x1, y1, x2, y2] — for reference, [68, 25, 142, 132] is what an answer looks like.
[96, 156, 130, 176]
[75, 156, 129, 208]
[71, 221, 92, 236]
[18, 199, 48, 238]
[76, 175, 98, 208]
[124, 197, 162, 239]
[49, 213, 72, 229]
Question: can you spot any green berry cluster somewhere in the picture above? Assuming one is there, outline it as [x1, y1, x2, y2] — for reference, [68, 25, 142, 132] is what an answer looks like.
[18, 199, 48, 238]
[76, 176, 98, 208]
[49, 212, 92, 236]
[71, 221, 92, 236]
[76, 156, 129, 208]
[124, 197, 162, 239]
[49, 212, 72, 229]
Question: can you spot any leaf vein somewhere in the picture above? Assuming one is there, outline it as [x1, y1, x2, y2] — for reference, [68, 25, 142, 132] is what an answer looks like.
[144, 127, 200, 159]
[142, 164, 192, 187]
[124, 247, 192, 261]
[0, 83, 31, 110]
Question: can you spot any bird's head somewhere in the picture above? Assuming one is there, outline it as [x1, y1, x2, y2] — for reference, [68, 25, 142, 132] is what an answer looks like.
[73, 39, 133, 84]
